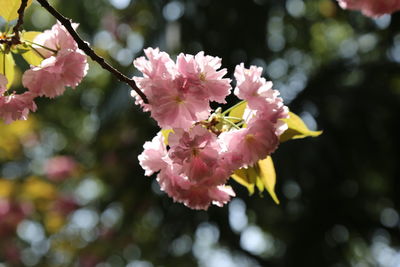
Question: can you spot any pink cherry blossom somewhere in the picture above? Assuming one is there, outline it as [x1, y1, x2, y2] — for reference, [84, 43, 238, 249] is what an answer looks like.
[176, 52, 232, 103]
[135, 50, 290, 210]
[168, 125, 230, 185]
[132, 48, 232, 129]
[23, 50, 88, 98]
[138, 77, 211, 129]
[32, 22, 79, 58]
[138, 132, 168, 176]
[0, 92, 37, 124]
[337, 0, 400, 17]
[44, 155, 77, 181]
[22, 22, 88, 98]
[157, 165, 235, 210]
[220, 120, 279, 168]
[134, 47, 176, 80]
[132, 47, 177, 109]
[234, 63, 277, 111]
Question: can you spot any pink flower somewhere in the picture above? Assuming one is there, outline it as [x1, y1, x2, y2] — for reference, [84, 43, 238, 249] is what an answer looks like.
[337, 0, 400, 17]
[44, 156, 77, 181]
[220, 120, 279, 168]
[134, 47, 176, 80]
[0, 91, 37, 124]
[138, 132, 168, 176]
[234, 64, 277, 111]
[168, 125, 230, 185]
[32, 22, 79, 58]
[132, 48, 177, 110]
[23, 50, 88, 98]
[139, 77, 211, 129]
[132, 48, 232, 129]
[22, 22, 88, 98]
[134, 52, 290, 210]
[176, 52, 232, 103]
[157, 165, 235, 210]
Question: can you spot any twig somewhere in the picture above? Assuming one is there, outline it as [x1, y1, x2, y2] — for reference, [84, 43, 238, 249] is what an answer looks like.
[12, 0, 29, 44]
[35, 0, 149, 104]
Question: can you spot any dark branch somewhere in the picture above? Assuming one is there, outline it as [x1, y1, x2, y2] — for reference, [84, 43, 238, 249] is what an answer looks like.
[12, 0, 29, 44]
[35, 0, 149, 104]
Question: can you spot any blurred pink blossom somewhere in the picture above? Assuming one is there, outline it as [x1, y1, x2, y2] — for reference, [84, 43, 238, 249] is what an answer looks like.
[44, 156, 77, 181]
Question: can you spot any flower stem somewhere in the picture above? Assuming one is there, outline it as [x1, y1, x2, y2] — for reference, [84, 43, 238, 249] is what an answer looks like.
[25, 40, 58, 54]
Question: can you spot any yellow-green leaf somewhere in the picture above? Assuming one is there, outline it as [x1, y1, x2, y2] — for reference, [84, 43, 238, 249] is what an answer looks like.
[231, 156, 279, 204]
[161, 129, 174, 145]
[228, 100, 247, 119]
[257, 156, 279, 204]
[21, 31, 44, 66]
[231, 168, 256, 195]
[0, 52, 16, 88]
[280, 111, 323, 142]
[0, 0, 33, 21]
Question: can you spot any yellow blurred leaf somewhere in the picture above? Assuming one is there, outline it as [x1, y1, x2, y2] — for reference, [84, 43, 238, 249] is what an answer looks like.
[0, 52, 16, 88]
[0, 179, 15, 198]
[0, 117, 37, 159]
[21, 177, 57, 201]
[21, 31, 44, 66]
[280, 111, 323, 142]
[0, 0, 32, 21]
[45, 212, 65, 233]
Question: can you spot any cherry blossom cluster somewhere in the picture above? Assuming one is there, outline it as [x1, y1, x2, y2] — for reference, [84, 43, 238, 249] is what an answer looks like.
[0, 22, 88, 124]
[135, 48, 288, 210]
[337, 0, 400, 17]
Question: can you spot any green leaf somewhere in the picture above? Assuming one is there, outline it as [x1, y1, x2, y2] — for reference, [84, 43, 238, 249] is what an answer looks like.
[280, 111, 323, 142]
[231, 156, 279, 204]
[256, 156, 279, 204]
[0, 0, 32, 21]
[20, 31, 44, 66]
[0, 52, 16, 88]
[228, 101, 247, 119]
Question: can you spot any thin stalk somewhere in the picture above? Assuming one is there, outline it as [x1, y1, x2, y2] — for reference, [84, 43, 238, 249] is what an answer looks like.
[25, 40, 58, 54]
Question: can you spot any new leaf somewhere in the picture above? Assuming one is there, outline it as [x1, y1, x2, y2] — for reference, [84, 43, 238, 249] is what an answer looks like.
[0, 0, 32, 21]
[280, 111, 322, 142]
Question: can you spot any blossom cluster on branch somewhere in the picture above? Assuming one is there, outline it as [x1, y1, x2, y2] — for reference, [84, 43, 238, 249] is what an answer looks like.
[0, 22, 88, 124]
[135, 48, 288, 210]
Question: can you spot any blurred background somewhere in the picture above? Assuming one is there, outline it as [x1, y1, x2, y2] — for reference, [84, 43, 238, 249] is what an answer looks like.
[1, 0, 400, 266]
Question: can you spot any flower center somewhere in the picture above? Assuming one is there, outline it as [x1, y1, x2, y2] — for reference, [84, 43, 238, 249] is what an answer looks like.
[199, 72, 206, 81]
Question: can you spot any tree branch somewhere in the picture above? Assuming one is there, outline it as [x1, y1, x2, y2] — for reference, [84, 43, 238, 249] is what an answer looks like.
[35, 0, 149, 104]
[12, 0, 28, 44]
